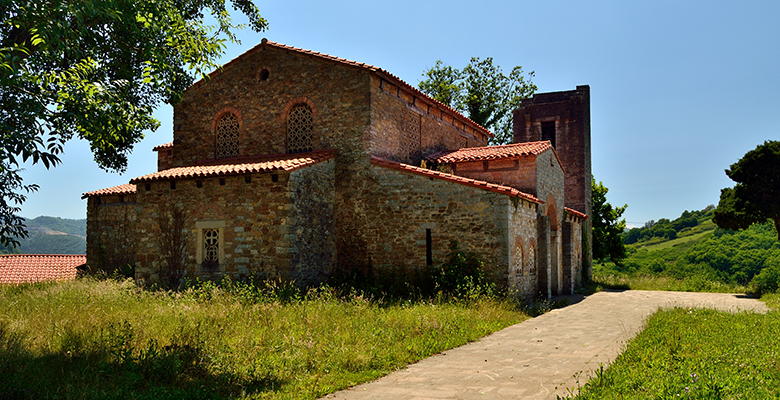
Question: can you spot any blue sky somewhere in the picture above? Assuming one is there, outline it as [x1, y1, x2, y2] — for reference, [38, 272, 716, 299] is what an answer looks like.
[19, 0, 780, 227]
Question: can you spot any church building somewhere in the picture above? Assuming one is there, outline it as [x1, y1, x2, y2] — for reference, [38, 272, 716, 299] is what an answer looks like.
[83, 39, 591, 298]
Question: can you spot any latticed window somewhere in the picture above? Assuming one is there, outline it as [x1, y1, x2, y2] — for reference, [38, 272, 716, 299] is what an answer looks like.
[399, 111, 421, 159]
[215, 112, 239, 158]
[287, 104, 313, 153]
[203, 229, 219, 263]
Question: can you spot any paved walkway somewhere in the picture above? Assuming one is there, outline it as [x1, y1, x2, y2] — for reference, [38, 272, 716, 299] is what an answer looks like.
[325, 290, 768, 400]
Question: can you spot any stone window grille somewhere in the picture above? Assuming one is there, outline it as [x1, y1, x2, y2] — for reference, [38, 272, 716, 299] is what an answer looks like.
[287, 104, 313, 153]
[400, 111, 421, 159]
[215, 112, 240, 158]
[202, 228, 219, 270]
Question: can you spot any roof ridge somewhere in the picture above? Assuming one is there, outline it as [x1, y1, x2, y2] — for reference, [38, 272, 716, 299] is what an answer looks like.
[0, 254, 86, 257]
[261, 40, 493, 137]
[452, 140, 552, 152]
[191, 150, 334, 167]
[370, 156, 542, 205]
[193, 38, 494, 139]
[128, 150, 335, 184]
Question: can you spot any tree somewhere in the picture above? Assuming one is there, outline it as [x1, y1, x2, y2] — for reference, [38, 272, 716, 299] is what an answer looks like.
[592, 178, 628, 262]
[0, 1, 268, 248]
[714, 140, 780, 240]
[418, 58, 537, 145]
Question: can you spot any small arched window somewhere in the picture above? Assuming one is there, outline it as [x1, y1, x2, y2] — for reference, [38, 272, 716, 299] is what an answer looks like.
[215, 112, 239, 158]
[287, 104, 313, 153]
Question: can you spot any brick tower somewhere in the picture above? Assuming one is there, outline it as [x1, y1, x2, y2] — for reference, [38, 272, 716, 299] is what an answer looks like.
[512, 85, 592, 280]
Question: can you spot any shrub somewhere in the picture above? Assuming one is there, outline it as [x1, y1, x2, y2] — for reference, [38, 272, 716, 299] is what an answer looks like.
[431, 241, 496, 300]
[748, 255, 780, 296]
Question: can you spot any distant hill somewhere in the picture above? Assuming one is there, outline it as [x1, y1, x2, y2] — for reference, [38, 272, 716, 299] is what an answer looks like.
[0, 216, 86, 255]
[597, 206, 780, 291]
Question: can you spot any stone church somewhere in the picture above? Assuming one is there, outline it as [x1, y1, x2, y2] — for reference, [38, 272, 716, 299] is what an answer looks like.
[83, 39, 592, 298]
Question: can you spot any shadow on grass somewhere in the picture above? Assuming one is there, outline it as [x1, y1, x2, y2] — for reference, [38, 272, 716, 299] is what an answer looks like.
[0, 323, 285, 400]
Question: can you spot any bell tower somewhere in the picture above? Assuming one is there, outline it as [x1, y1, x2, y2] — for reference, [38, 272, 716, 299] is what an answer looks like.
[512, 85, 592, 279]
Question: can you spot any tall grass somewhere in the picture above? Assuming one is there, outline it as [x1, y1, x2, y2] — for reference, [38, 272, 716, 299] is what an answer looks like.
[591, 270, 747, 293]
[0, 278, 526, 399]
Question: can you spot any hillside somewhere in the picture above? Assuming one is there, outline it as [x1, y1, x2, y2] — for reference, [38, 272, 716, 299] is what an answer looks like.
[595, 206, 780, 293]
[0, 216, 86, 254]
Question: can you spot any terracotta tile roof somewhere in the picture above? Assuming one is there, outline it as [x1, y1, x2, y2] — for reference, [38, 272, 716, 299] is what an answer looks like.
[564, 207, 588, 219]
[82, 183, 137, 199]
[430, 141, 553, 163]
[153, 142, 173, 151]
[0, 254, 84, 284]
[191, 39, 493, 139]
[371, 156, 542, 205]
[129, 150, 335, 183]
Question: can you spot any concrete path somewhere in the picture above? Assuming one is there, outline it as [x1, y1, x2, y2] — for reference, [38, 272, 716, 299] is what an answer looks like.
[325, 290, 768, 400]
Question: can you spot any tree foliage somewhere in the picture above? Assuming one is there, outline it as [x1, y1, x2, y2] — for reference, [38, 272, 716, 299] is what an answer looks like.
[623, 206, 714, 244]
[418, 58, 537, 145]
[713, 141, 780, 240]
[0, 0, 267, 248]
[592, 178, 628, 262]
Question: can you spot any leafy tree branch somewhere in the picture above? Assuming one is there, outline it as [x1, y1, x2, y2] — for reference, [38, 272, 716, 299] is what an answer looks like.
[0, 0, 267, 247]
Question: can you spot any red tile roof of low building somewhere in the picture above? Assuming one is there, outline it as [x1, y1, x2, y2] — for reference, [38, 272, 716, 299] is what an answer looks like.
[191, 39, 493, 139]
[371, 156, 542, 205]
[129, 150, 335, 184]
[430, 141, 553, 163]
[153, 142, 173, 151]
[0, 254, 84, 284]
[82, 183, 137, 199]
[564, 207, 588, 219]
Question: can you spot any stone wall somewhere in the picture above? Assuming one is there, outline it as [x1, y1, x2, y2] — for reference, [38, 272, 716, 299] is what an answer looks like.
[156, 148, 173, 171]
[171, 45, 371, 167]
[369, 75, 488, 163]
[86, 194, 140, 272]
[507, 199, 540, 298]
[562, 215, 584, 294]
[450, 158, 538, 195]
[288, 160, 336, 285]
[131, 162, 335, 283]
[337, 162, 539, 293]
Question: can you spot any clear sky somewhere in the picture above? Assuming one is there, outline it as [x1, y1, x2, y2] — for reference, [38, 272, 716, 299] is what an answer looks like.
[19, 0, 780, 227]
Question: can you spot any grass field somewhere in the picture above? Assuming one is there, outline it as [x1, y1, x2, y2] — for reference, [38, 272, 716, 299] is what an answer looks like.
[571, 293, 780, 399]
[0, 278, 527, 399]
[589, 273, 747, 293]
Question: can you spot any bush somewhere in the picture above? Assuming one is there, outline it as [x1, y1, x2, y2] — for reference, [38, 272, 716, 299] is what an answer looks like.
[748, 254, 780, 296]
[431, 242, 496, 300]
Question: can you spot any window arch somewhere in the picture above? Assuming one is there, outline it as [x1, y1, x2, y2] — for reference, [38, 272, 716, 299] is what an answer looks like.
[215, 112, 239, 158]
[287, 103, 313, 153]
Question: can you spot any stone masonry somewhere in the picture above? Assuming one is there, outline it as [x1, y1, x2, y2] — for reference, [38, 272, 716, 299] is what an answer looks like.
[83, 40, 590, 297]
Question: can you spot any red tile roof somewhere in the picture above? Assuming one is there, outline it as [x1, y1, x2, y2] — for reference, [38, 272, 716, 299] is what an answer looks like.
[371, 156, 542, 205]
[564, 207, 588, 219]
[153, 142, 173, 151]
[0, 254, 84, 284]
[430, 141, 553, 163]
[82, 183, 137, 199]
[191, 39, 493, 139]
[129, 150, 335, 183]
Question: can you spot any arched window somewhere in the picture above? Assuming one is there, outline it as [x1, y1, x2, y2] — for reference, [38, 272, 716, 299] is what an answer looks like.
[215, 112, 239, 158]
[287, 104, 313, 153]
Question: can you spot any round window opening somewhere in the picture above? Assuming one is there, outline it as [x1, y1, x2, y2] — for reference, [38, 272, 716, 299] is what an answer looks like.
[259, 68, 270, 81]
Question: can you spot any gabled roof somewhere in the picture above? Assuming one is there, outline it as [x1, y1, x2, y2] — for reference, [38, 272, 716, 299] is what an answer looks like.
[0, 254, 84, 284]
[129, 150, 335, 184]
[82, 183, 137, 199]
[153, 142, 173, 151]
[191, 39, 493, 139]
[564, 207, 588, 220]
[371, 157, 542, 205]
[430, 141, 553, 163]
